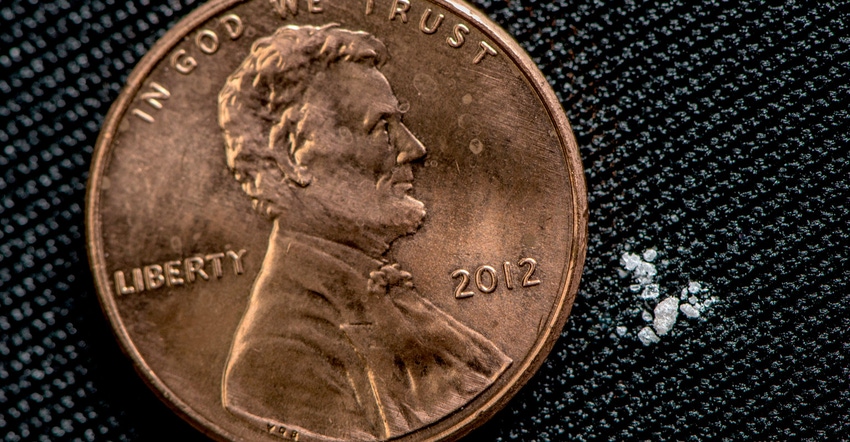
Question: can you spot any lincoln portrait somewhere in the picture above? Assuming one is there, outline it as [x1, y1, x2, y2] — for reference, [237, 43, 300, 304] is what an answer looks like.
[218, 24, 511, 441]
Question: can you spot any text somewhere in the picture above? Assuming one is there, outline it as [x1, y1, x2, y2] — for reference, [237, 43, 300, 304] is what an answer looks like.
[113, 249, 247, 295]
[452, 257, 540, 299]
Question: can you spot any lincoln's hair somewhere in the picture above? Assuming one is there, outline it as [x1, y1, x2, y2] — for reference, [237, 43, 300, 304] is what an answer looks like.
[218, 24, 388, 217]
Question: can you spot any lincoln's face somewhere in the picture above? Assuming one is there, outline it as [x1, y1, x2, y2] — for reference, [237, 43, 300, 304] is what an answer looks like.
[288, 61, 428, 249]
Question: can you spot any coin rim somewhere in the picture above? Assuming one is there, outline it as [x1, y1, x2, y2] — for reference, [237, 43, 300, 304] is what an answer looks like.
[84, 0, 588, 440]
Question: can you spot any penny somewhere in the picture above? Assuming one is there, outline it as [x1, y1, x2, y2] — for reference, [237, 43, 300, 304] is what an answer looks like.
[85, 0, 587, 440]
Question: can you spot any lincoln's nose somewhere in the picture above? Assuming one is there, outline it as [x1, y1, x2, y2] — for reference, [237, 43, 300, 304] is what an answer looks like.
[392, 121, 427, 164]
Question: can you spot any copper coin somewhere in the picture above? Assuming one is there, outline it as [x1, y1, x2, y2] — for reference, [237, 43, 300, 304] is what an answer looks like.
[85, 0, 587, 440]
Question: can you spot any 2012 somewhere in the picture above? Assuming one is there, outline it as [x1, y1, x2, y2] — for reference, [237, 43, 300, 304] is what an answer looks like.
[451, 258, 540, 299]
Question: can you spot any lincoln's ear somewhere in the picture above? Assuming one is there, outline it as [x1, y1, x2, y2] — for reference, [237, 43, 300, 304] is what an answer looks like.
[268, 119, 312, 187]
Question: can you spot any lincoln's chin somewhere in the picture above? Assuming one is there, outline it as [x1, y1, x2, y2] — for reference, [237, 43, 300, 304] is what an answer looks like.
[392, 196, 426, 237]
[407, 197, 427, 232]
